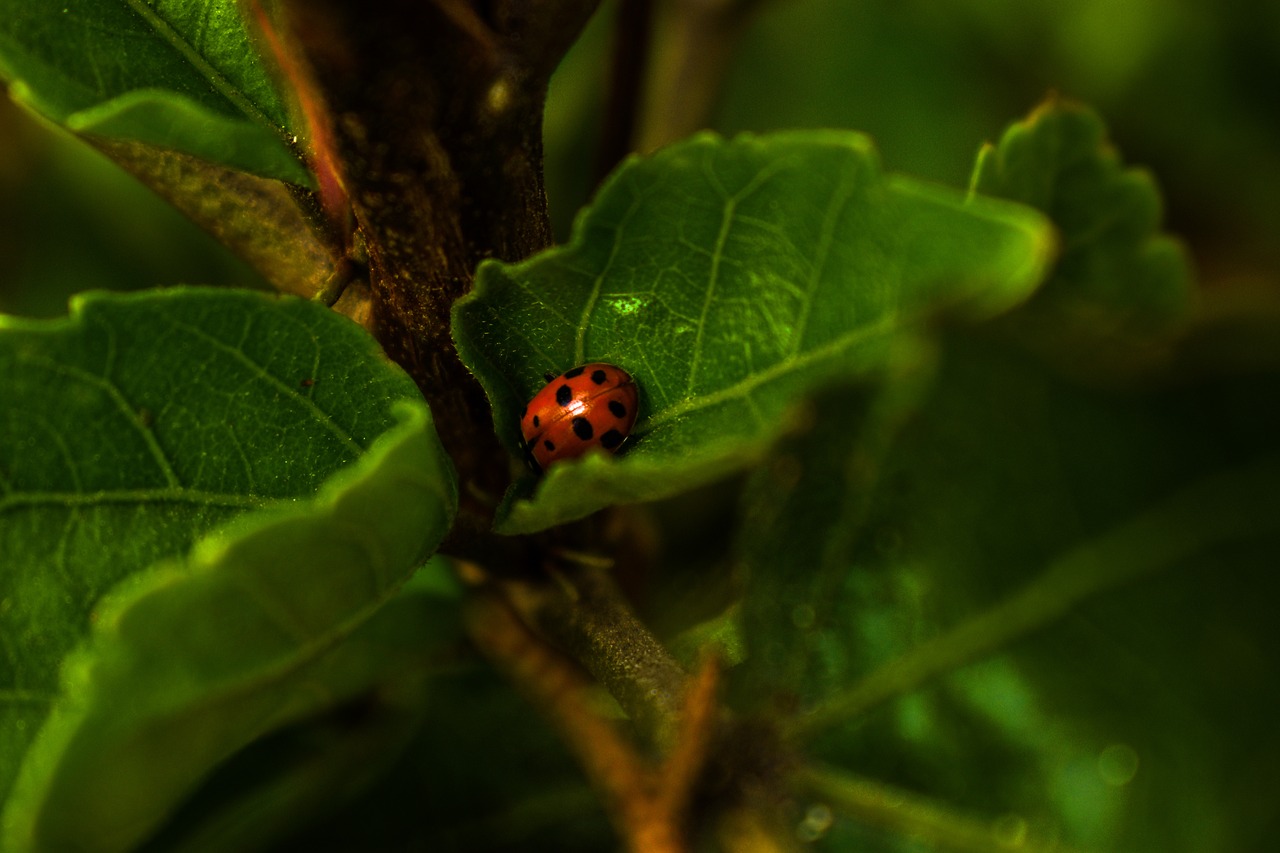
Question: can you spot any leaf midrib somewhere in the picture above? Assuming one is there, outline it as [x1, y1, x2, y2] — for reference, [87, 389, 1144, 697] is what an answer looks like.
[0, 488, 275, 516]
[635, 312, 899, 434]
[163, 316, 364, 456]
[123, 0, 280, 137]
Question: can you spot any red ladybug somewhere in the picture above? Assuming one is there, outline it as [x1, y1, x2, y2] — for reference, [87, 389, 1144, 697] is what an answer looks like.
[520, 363, 639, 473]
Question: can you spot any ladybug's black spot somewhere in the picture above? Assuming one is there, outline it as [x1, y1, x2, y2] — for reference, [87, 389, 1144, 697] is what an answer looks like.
[564, 366, 585, 379]
[543, 439, 556, 451]
[532, 415, 540, 428]
[608, 400, 627, 419]
[600, 429, 624, 450]
[572, 417, 594, 440]
[591, 369, 608, 384]
[556, 384, 573, 406]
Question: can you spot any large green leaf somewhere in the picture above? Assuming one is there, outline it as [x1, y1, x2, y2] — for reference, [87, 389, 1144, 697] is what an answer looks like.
[0, 289, 457, 851]
[733, 306, 1280, 851]
[0, 0, 307, 185]
[453, 131, 1054, 533]
[971, 99, 1193, 332]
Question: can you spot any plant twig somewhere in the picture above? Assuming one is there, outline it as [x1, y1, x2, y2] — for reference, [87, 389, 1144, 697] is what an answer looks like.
[794, 763, 1093, 853]
[656, 650, 720, 818]
[787, 453, 1280, 740]
[507, 562, 691, 749]
[464, 593, 650, 809]
[463, 571, 758, 851]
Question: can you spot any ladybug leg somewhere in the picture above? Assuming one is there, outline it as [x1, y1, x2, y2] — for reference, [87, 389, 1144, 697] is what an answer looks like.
[518, 434, 543, 475]
[543, 372, 556, 383]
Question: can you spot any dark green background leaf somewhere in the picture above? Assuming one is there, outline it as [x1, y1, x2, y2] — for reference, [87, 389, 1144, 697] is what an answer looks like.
[0, 0, 307, 184]
[971, 100, 1193, 332]
[134, 560, 464, 853]
[454, 131, 1054, 533]
[734, 307, 1280, 851]
[0, 289, 456, 851]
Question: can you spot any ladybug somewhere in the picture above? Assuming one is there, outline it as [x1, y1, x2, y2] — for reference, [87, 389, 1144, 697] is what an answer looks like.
[520, 363, 639, 473]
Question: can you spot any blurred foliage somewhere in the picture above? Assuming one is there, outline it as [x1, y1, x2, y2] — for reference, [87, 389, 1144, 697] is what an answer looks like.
[547, 0, 1280, 286]
[0, 99, 265, 319]
[735, 317, 1280, 851]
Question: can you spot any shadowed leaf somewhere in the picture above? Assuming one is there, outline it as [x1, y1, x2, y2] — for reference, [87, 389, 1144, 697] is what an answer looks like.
[971, 99, 1193, 332]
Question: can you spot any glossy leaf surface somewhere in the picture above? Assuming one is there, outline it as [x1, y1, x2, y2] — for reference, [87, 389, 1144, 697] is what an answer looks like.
[454, 131, 1054, 532]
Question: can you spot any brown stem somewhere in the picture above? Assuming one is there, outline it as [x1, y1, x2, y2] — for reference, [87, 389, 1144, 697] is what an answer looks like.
[464, 593, 649, 800]
[269, 0, 602, 520]
[656, 652, 721, 817]
[465, 591, 686, 853]
[462, 563, 798, 850]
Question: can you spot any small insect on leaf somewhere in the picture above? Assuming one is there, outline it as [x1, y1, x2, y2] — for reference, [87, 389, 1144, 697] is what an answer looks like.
[519, 363, 639, 473]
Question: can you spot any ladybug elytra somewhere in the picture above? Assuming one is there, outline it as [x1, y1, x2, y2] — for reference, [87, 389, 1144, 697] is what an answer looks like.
[520, 363, 638, 473]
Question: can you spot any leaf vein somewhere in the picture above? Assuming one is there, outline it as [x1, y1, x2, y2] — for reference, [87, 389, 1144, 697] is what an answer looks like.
[124, 0, 282, 142]
[164, 316, 363, 455]
[575, 180, 654, 364]
[687, 158, 797, 392]
[638, 312, 898, 434]
[22, 353, 180, 487]
[792, 162, 860, 356]
[0, 488, 276, 516]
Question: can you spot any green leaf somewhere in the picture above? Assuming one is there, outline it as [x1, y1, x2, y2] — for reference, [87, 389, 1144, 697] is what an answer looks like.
[971, 99, 1193, 331]
[0, 1, 308, 185]
[733, 304, 1280, 851]
[0, 289, 457, 851]
[453, 131, 1055, 533]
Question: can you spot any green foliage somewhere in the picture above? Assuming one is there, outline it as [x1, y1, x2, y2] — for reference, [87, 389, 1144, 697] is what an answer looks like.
[454, 131, 1054, 533]
[971, 100, 1193, 330]
[2, 0, 1278, 850]
[0, 290, 457, 851]
[736, 322, 1280, 851]
[0, 0, 307, 184]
